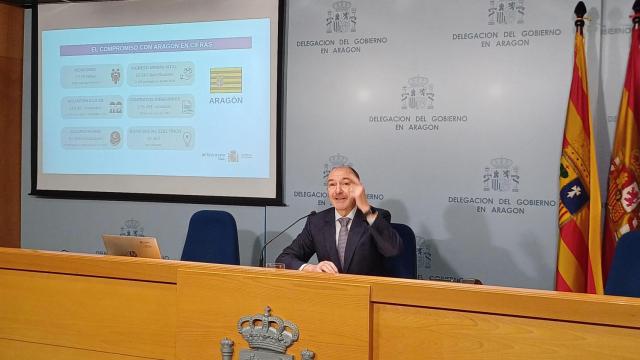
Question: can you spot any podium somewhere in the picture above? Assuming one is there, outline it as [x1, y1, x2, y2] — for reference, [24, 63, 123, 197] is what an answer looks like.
[1, 247, 639, 359]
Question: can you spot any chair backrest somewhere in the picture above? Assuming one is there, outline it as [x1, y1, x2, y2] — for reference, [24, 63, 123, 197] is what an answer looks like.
[180, 210, 240, 265]
[383, 223, 417, 279]
[605, 231, 640, 297]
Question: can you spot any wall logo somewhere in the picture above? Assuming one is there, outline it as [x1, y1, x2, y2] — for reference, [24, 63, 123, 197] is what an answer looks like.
[120, 218, 144, 236]
[292, 153, 384, 206]
[488, 0, 525, 25]
[322, 153, 352, 186]
[416, 236, 432, 275]
[326, 0, 357, 33]
[401, 75, 435, 110]
[483, 157, 520, 192]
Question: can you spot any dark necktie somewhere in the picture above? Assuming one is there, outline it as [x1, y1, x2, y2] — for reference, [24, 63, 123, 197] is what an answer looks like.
[337, 217, 351, 267]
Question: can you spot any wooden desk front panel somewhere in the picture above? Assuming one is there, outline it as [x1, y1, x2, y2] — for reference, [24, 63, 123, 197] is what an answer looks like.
[0, 338, 158, 360]
[373, 303, 640, 360]
[177, 269, 371, 360]
[0, 269, 176, 359]
[2, 249, 640, 360]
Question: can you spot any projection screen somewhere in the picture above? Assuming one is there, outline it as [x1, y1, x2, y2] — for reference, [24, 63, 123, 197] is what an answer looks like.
[32, 0, 284, 205]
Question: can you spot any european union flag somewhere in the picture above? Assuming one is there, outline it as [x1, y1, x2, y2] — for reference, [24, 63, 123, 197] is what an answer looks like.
[560, 178, 589, 215]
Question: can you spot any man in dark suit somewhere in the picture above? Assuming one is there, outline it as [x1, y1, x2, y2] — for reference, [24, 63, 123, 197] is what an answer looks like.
[275, 166, 402, 275]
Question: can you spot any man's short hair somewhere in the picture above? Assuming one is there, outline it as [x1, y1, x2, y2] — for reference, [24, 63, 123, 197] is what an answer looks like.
[330, 165, 360, 180]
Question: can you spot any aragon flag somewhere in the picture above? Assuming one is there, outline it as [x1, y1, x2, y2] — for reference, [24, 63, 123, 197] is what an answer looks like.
[603, 2, 640, 285]
[556, 2, 603, 294]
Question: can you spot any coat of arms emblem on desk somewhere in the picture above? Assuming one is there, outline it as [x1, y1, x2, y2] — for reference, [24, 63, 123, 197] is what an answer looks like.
[220, 306, 315, 360]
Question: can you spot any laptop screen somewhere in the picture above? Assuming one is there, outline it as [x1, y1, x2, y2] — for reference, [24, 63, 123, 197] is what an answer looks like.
[102, 234, 162, 259]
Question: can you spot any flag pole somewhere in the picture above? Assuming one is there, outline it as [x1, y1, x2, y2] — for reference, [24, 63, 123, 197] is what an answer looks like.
[574, 1, 586, 34]
[634, 0, 640, 27]
[556, 1, 603, 294]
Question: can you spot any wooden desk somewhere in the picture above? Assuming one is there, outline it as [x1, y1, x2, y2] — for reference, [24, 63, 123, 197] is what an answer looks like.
[1, 247, 639, 359]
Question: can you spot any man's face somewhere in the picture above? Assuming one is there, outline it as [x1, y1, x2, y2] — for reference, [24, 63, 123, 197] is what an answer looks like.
[327, 167, 357, 213]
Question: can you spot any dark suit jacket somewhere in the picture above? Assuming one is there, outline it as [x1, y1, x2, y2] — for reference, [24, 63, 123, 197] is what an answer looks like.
[275, 207, 402, 276]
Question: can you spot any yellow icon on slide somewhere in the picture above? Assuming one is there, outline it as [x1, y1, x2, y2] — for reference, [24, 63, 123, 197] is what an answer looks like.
[210, 67, 242, 93]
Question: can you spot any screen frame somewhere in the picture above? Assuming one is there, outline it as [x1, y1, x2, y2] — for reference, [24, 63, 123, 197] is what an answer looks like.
[30, 0, 285, 206]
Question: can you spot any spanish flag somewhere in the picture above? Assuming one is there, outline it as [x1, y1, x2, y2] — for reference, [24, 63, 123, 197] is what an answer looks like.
[603, 3, 640, 285]
[556, 2, 603, 294]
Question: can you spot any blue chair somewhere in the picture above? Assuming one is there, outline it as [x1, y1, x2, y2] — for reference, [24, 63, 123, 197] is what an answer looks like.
[605, 231, 640, 297]
[383, 223, 417, 279]
[180, 210, 240, 265]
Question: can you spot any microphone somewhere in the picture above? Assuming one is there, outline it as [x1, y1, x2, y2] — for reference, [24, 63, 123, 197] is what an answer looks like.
[259, 211, 316, 267]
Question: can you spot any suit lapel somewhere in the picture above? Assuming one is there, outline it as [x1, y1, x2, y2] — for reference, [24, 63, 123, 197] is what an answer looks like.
[321, 210, 342, 271]
[342, 210, 367, 272]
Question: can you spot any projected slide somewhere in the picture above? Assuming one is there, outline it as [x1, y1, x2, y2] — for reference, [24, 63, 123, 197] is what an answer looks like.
[41, 19, 270, 178]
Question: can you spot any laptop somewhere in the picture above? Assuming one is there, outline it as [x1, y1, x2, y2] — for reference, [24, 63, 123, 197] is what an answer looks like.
[102, 234, 162, 259]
